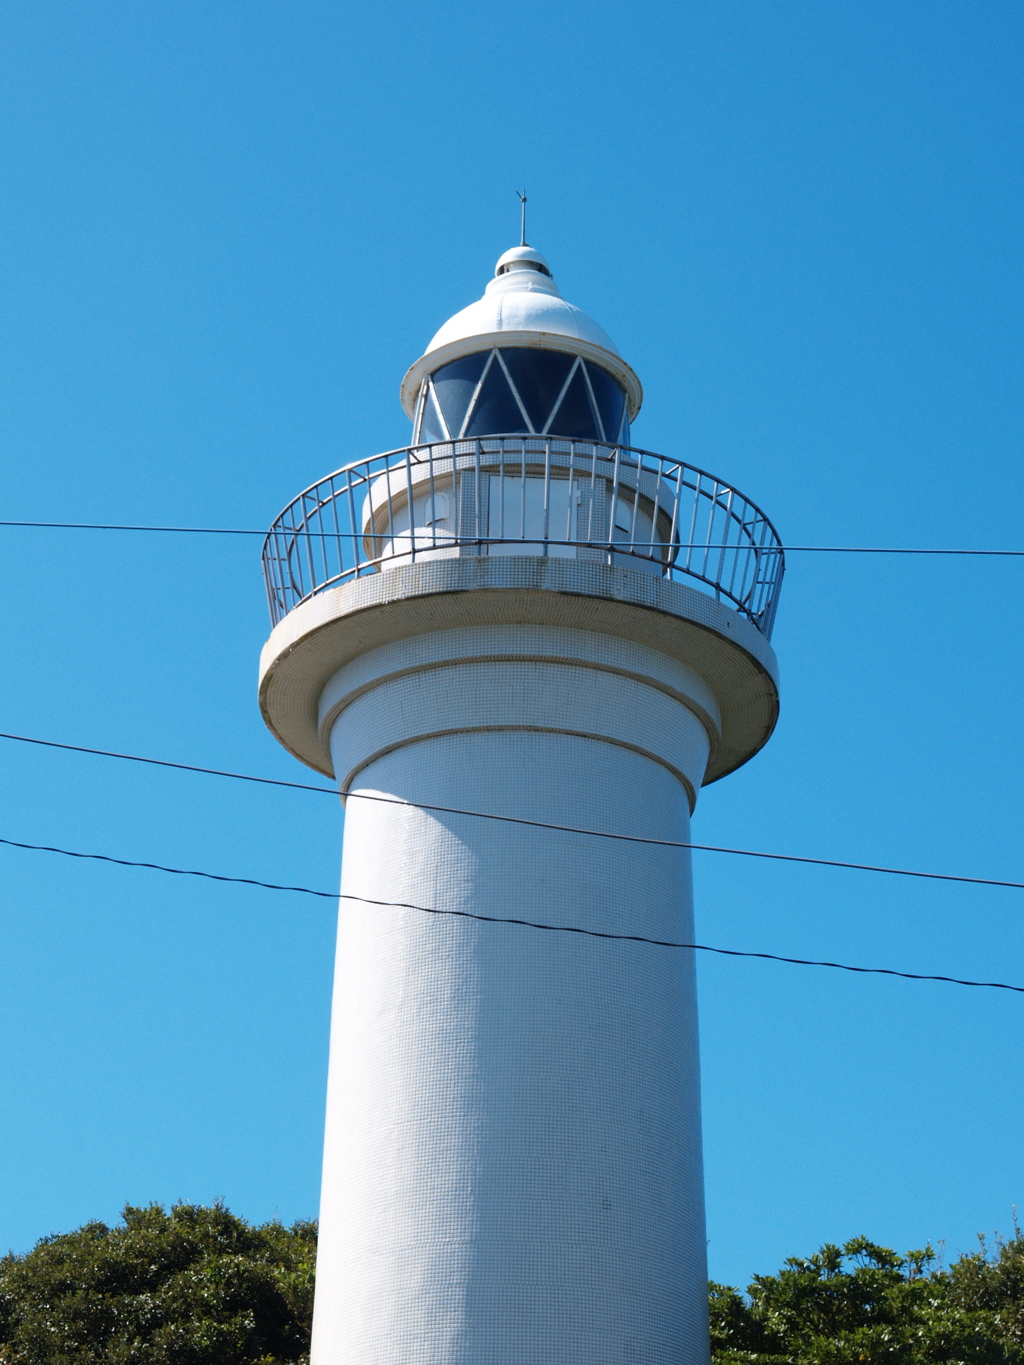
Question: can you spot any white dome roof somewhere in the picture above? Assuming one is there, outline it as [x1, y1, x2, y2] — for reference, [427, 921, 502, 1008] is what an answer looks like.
[400, 247, 642, 420]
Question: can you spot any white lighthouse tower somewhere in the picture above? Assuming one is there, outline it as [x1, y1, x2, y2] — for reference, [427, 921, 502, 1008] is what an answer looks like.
[258, 242, 783, 1365]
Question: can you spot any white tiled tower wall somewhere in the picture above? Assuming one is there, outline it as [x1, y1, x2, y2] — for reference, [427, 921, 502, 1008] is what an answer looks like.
[309, 625, 715, 1365]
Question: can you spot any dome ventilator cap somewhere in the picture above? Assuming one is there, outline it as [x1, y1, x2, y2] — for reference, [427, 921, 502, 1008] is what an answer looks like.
[400, 237, 643, 421]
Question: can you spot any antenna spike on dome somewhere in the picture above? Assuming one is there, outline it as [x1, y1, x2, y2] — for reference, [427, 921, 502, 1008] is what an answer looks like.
[516, 189, 527, 247]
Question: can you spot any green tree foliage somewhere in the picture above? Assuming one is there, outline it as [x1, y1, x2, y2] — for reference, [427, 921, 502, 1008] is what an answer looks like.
[5, 1202, 1024, 1364]
[0, 1202, 316, 1365]
[711, 1231, 1024, 1364]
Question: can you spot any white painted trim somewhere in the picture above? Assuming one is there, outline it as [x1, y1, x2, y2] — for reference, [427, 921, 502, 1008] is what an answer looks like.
[258, 556, 779, 787]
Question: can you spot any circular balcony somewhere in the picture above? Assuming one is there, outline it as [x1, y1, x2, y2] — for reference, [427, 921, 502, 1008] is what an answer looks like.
[262, 438, 784, 639]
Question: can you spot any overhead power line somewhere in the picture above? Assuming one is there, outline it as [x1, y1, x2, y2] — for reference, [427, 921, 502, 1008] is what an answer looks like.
[0, 520, 264, 535]
[340, 791, 1024, 893]
[1, 729, 1022, 894]
[0, 832, 334, 898]
[0, 731, 336, 796]
[0, 830, 1020, 996]
[342, 893, 1024, 994]
[1, 519, 1023, 556]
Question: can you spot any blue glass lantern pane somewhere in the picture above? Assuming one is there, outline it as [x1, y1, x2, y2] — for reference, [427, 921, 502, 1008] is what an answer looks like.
[417, 386, 446, 442]
[585, 362, 627, 443]
[546, 363, 601, 439]
[430, 352, 488, 438]
[463, 359, 530, 436]
[499, 348, 575, 432]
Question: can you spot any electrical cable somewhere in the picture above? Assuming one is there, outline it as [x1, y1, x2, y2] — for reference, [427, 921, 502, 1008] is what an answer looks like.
[0, 833, 336, 897]
[0, 520, 264, 535]
[1, 517, 1023, 556]
[1, 730, 1022, 894]
[339, 791, 1024, 893]
[0, 830, 1019, 994]
[341, 893, 1024, 994]
[0, 731, 336, 796]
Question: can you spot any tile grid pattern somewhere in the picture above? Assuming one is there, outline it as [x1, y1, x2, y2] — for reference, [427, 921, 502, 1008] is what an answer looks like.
[309, 632, 716, 1365]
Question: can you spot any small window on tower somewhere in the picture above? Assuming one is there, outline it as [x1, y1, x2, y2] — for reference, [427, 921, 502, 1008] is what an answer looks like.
[585, 362, 628, 444]
[499, 348, 575, 433]
[416, 385, 447, 443]
[431, 352, 489, 439]
[545, 362, 599, 440]
[463, 358, 530, 437]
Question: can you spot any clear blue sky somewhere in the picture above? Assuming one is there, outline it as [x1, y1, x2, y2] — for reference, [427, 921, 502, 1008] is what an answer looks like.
[1, 0, 1021, 1292]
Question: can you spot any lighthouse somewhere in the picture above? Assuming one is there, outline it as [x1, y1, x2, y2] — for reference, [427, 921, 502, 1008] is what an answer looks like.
[258, 242, 783, 1364]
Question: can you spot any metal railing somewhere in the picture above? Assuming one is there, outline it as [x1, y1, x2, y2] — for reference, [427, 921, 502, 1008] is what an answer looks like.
[262, 438, 784, 639]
